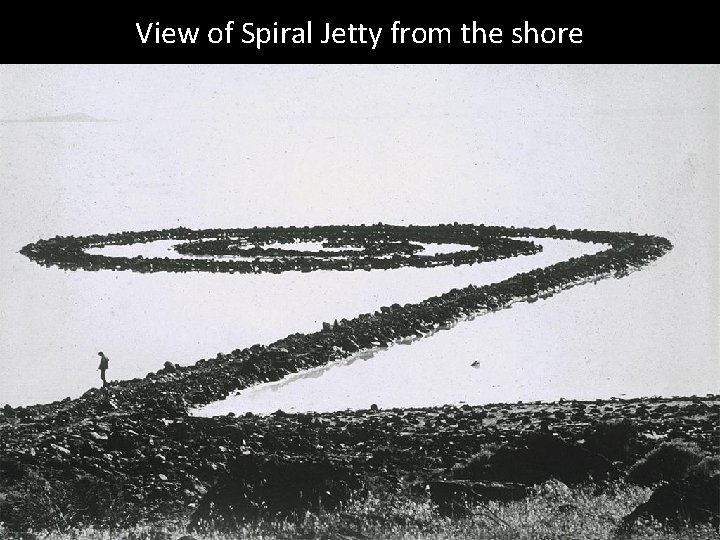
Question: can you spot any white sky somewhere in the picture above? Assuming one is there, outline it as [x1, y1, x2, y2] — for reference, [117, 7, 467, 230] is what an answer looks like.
[1, 65, 717, 238]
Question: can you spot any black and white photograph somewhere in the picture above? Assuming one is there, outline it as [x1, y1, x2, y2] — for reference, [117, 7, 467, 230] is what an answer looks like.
[0, 64, 718, 539]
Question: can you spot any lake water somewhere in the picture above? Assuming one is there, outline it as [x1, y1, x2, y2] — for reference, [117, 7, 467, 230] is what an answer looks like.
[193, 240, 713, 416]
[1, 120, 716, 409]
[0, 229, 600, 406]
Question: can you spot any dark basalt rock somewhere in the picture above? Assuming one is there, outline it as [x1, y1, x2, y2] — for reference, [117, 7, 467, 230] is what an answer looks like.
[0, 457, 26, 485]
[459, 432, 612, 485]
[162, 361, 178, 373]
[18, 224, 544, 276]
[107, 430, 137, 452]
[0, 395, 717, 533]
[426, 480, 530, 516]
[581, 419, 638, 463]
[627, 440, 705, 486]
[188, 455, 365, 532]
[620, 467, 720, 531]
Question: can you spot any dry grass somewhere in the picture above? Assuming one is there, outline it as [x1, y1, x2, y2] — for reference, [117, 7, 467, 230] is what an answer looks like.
[5, 482, 718, 540]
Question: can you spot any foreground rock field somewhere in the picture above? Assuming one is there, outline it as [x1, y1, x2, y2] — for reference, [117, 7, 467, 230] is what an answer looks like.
[1, 392, 718, 533]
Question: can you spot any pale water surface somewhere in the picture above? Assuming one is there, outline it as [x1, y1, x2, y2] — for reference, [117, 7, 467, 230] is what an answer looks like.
[0, 120, 716, 408]
[194, 242, 709, 416]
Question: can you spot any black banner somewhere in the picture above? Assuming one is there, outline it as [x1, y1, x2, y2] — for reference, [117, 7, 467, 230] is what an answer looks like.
[1, 6, 715, 62]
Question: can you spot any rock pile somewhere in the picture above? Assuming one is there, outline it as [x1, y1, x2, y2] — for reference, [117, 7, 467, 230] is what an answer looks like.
[188, 455, 364, 532]
[1, 394, 717, 531]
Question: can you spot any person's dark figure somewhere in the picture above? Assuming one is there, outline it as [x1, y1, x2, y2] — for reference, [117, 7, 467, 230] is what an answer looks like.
[97, 351, 109, 387]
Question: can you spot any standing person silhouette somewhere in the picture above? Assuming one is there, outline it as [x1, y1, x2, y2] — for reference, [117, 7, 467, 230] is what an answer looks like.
[97, 351, 109, 387]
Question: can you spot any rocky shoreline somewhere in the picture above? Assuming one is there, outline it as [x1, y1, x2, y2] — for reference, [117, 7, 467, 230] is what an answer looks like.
[2, 223, 702, 534]
[1, 393, 718, 533]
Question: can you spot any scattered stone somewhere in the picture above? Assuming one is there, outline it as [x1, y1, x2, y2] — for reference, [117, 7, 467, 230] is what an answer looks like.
[476, 432, 612, 485]
[0, 457, 26, 484]
[188, 455, 364, 532]
[627, 440, 704, 486]
[49, 443, 71, 456]
[426, 480, 529, 516]
[163, 361, 177, 373]
[621, 475, 719, 529]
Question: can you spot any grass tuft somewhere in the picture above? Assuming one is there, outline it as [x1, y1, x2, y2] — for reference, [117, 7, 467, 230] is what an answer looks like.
[4, 482, 717, 540]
